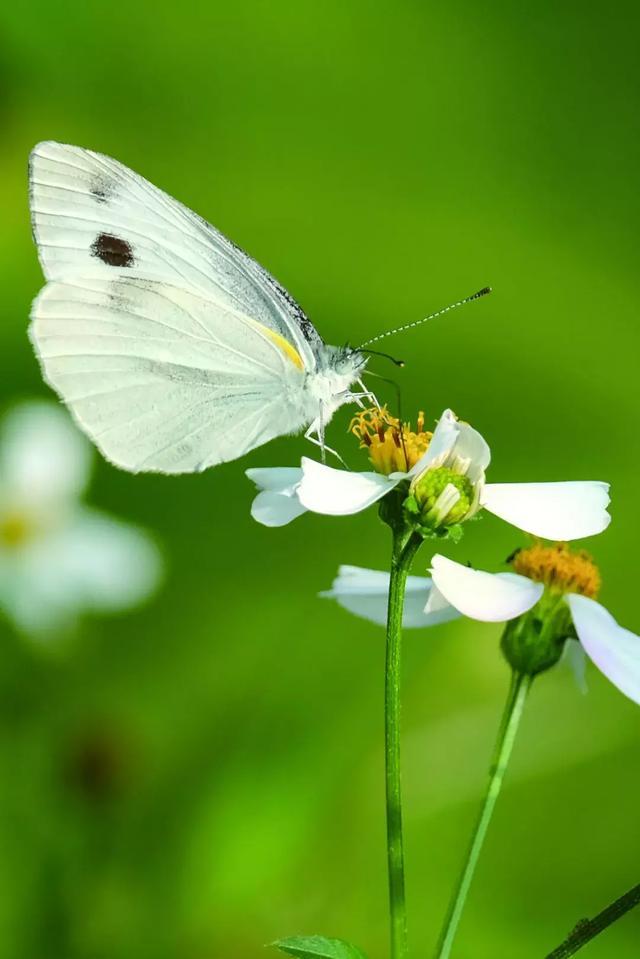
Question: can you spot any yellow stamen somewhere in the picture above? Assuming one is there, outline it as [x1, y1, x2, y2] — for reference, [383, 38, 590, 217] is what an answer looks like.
[0, 511, 32, 549]
[349, 405, 432, 475]
[512, 542, 601, 598]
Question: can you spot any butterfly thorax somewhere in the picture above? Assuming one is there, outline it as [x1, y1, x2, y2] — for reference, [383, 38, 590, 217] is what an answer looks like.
[301, 345, 367, 421]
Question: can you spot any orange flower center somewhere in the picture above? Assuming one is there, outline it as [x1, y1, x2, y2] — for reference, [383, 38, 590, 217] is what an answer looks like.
[512, 542, 601, 598]
[349, 406, 432, 475]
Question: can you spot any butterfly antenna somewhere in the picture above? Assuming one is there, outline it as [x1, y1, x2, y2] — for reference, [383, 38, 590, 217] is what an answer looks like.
[358, 348, 405, 367]
[358, 286, 492, 348]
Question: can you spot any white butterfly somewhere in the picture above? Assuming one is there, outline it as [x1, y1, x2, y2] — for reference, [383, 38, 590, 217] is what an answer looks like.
[28, 141, 371, 473]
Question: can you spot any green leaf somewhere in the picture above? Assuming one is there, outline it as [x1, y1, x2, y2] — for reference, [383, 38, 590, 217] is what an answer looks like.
[271, 935, 368, 959]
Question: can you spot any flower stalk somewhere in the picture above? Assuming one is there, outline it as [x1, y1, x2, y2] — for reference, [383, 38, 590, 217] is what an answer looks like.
[434, 671, 532, 959]
[544, 882, 640, 958]
[385, 527, 423, 959]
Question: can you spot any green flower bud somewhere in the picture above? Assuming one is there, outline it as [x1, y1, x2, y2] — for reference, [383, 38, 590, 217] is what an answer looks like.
[411, 467, 474, 530]
[500, 592, 575, 677]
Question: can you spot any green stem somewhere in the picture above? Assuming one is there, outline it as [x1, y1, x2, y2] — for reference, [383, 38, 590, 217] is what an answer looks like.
[385, 530, 422, 959]
[434, 671, 532, 959]
[544, 882, 640, 958]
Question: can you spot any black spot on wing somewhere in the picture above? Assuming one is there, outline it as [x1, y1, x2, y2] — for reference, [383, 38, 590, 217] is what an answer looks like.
[91, 233, 134, 268]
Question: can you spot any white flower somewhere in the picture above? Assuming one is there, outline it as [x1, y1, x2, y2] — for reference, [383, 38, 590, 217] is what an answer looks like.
[0, 402, 162, 637]
[321, 553, 640, 705]
[320, 565, 461, 629]
[321, 563, 539, 630]
[427, 553, 640, 705]
[247, 409, 611, 541]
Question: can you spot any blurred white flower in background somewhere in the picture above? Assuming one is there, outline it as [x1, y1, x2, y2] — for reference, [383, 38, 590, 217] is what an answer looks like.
[0, 401, 162, 638]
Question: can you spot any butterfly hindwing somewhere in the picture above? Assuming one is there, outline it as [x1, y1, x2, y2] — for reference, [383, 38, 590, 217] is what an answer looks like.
[30, 277, 307, 473]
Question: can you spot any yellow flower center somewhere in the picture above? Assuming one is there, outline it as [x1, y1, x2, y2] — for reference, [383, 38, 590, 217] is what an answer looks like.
[0, 510, 33, 549]
[349, 406, 432, 475]
[512, 542, 601, 598]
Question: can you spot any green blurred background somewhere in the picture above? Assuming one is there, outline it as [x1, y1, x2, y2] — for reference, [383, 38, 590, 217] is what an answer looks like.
[1, 1, 639, 956]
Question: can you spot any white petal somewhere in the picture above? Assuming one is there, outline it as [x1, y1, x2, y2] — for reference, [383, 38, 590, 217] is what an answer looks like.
[429, 554, 544, 622]
[408, 409, 459, 477]
[423, 581, 455, 615]
[568, 594, 640, 705]
[407, 409, 490, 489]
[52, 508, 162, 611]
[0, 509, 162, 637]
[481, 481, 611, 540]
[246, 467, 306, 526]
[0, 401, 92, 504]
[250, 490, 307, 527]
[0, 561, 65, 637]
[320, 564, 459, 628]
[245, 467, 302, 493]
[561, 639, 589, 694]
[451, 420, 491, 483]
[298, 458, 398, 515]
[324, 565, 394, 593]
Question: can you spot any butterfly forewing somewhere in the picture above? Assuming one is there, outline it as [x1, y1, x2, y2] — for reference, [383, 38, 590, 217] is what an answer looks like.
[29, 141, 319, 367]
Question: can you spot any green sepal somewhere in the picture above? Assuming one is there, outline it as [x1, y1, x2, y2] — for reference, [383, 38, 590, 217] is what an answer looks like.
[378, 482, 411, 532]
[401, 495, 467, 543]
[403, 493, 420, 516]
[500, 594, 573, 677]
[402, 512, 465, 543]
[271, 935, 368, 959]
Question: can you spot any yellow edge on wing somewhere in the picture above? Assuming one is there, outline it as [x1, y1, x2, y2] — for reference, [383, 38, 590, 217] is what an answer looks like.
[251, 321, 305, 370]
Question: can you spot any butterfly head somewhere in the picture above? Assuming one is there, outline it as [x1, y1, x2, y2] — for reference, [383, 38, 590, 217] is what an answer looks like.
[303, 345, 368, 418]
[341, 346, 368, 377]
[319, 344, 368, 378]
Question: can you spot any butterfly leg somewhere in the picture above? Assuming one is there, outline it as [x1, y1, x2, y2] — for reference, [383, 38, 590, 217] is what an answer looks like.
[336, 386, 380, 410]
[354, 380, 380, 407]
[349, 392, 378, 409]
[358, 379, 380, 406]
[304, 420, 348, 468]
